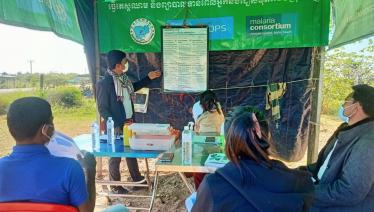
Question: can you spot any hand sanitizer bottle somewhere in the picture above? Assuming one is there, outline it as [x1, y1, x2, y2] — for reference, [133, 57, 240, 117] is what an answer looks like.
[182, 126, 192, 165]
[107, 117, 115, 152]
[91, 122, 100, 152]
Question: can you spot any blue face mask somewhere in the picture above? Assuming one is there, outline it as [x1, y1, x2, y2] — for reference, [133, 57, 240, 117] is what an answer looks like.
[338, 106, 349, 123]
[338, 103, 357, 123]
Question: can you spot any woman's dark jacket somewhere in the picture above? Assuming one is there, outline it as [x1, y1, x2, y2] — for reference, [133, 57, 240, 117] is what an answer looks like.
[192, 159, 314, 212]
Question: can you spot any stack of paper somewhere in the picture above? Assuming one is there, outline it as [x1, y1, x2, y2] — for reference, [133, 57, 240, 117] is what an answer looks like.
[129, 123, 174, 151]
[129, 123, 170, 135]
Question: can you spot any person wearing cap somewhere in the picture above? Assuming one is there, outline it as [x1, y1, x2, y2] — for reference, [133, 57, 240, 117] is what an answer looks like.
[96, 50, 161, 194]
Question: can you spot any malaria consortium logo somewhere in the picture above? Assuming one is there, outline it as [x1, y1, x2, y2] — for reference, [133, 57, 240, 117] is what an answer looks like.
[130, 18, 155, 45]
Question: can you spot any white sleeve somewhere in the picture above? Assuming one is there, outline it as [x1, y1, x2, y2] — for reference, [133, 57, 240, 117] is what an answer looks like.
[192, 101, 203, 122]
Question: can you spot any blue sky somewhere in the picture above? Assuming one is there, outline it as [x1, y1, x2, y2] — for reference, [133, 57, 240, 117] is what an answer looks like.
[0, 23, 372, 75]
[335, 39, 372, 54]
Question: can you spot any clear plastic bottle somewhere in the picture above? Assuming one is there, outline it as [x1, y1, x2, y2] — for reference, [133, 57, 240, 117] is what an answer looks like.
[219, 122, 225, 150]
[91, 122, 100, 152]
[107, 117, 115, 152]
[182, 126, 192, 165]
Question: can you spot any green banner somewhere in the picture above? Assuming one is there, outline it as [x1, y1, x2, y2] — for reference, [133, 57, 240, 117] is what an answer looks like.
[98, 0, 330, 53]
[329, 0, 374, 49]
[0, 0, 82, 43]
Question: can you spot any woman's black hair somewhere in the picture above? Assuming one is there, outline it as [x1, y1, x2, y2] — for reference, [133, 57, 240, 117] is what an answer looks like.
[225, 112, 271, 166]
[225, 106, 269, 137]
[200, 90, 222, 114]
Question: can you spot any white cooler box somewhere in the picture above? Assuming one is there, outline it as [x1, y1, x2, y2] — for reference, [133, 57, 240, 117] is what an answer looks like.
[129, 123, 170, 135]
[129, 135, 175, 151]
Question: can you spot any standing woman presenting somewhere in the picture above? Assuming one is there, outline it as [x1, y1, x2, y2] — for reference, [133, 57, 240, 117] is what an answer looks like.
[96, 50, 161, 194]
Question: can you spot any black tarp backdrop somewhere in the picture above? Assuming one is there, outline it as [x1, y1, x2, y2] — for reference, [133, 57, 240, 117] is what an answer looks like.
[73, 0, 313, 161]
[99, 49, 313, 161]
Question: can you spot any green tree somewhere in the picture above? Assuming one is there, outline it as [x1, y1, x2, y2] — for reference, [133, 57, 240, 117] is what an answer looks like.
[322, 39, 374, 115]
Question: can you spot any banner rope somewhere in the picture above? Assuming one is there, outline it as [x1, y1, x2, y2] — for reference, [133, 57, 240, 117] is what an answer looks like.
[147, 77, 320, 92]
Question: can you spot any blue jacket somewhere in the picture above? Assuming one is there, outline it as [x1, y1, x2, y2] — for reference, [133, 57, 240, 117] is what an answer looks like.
[96, 72, 151, 128]
[192, 159, 314, 212]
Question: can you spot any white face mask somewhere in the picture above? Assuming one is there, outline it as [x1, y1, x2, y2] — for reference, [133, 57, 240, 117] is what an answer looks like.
[121, 59, 129, 73]
[42, 124, 55, 144]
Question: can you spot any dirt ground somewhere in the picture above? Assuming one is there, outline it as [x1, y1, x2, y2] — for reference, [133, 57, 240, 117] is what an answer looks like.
[0, 115, 341, 212]
[93, 159, 192, 212]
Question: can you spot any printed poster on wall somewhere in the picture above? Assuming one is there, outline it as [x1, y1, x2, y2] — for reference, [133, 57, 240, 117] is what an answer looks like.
[162, 27, 208, 93]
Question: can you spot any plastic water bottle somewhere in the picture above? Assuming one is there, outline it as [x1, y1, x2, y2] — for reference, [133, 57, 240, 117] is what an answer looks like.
[91, 122, 100, 152]
[182, 126, 192, 165]
[219, 122, 225, 150]
[107, 117, 115, 152]
[188, 122, 195, 132]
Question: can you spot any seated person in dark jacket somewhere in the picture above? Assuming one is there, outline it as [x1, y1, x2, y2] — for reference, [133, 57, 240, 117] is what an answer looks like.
[96, 50, 161, 194]
[192, 108, 314, 212]
[304, 84, 374, 211]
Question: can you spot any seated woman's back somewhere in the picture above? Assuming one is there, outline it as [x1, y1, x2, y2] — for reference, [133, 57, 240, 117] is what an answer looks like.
[194, 159, 313, 212]
[192, 110, 313, 212]
[195, 110, 224, 133]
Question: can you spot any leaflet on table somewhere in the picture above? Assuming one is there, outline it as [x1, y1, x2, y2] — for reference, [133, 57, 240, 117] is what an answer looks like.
[204, 153, 229, 168]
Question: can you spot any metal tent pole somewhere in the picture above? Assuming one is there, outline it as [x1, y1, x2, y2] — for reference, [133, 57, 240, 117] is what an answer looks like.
[93, 0, 103, 177]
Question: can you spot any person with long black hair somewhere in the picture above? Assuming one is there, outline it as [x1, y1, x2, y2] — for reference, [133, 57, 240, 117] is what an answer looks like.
[194, 90, 224, 134]
[192, 90, 225, 190]
[192, 108, 314, 212]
